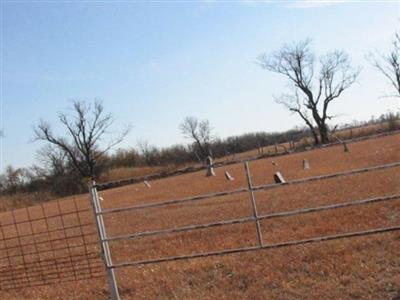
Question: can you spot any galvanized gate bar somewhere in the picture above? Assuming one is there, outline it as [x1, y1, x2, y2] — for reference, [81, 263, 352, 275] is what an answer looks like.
[106, 215, 255, 242]
[104, 194, 400, 243]
[244, 161, 263, 246]
[109, 225, 400, 269]
[98, 161, 400, 216]
[90, 182, 120, 300]
[100, 187, 248, 215]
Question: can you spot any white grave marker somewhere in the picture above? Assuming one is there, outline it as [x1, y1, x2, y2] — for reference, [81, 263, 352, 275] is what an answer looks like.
[224, 171, 234, 181]
[274, 172, 286, 184]
[303, 159, 310, 170]
[144, 180, 151, 188]
[206, 156, 216, 177]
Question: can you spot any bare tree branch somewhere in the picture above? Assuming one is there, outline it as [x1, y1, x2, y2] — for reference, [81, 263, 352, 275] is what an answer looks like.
[179, 116, 214, 161]
[368, 31, 400, 97]
[34, 100, 131, 179]
[258, 39, 359, 144]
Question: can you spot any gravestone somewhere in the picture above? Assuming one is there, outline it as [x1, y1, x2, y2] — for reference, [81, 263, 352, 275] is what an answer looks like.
[274, 171, 286, 184]
[303, 159, 310, 170]
[224, 171, 234, 181]
[144, 180, 151, 188]
[206, 156, 216, 177]
[335, 137, 349, 153]
[343, 142, 349, 152]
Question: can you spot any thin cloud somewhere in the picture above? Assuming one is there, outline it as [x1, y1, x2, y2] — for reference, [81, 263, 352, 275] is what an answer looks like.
[287, 0, 347, 9]
[197, 0, 344, 8]
[199, 0, 272, 5]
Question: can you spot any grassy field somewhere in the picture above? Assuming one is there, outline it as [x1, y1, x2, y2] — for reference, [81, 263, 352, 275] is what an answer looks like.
[0, 133, 399, 299]
[98, 122, 400, 185]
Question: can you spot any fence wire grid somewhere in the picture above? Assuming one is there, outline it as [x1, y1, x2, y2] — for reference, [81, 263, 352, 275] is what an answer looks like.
[0, 199, 104, 291]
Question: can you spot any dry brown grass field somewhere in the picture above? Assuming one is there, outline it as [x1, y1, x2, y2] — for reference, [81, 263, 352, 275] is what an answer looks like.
[99, 122, 399, 185]
[0, 133, 399, 299]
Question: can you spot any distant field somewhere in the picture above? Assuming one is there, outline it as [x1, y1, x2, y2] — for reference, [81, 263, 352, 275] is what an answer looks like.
[0, 133, 399, 299]
[98, 122, 400, 185]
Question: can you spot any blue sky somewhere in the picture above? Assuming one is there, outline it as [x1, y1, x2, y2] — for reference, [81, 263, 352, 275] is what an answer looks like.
[1, 0, 399, 170]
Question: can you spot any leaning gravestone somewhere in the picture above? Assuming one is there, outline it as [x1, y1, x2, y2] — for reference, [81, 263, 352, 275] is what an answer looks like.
[343, 142, 349, 152]
[206, 156, 216, 177]
[144, 180, 151, 188]
[303, 159, 310, 170]
[274, 172, 286, 184]
[335, 137, 349, 152]
[224, 171, 234, 181]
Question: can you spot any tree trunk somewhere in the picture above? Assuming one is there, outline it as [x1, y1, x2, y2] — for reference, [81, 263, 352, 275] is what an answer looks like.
[311, 128, 320, 145]
[318, 123, 330, 144]
[295, 111, 320, 145]
[305, 121, 320, 145]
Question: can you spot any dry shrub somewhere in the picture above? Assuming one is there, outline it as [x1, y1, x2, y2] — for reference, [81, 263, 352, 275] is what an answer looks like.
[0, 191, 53, 212]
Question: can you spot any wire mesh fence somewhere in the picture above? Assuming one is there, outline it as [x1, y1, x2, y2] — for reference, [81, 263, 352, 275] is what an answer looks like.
[0, 198, 104, 291]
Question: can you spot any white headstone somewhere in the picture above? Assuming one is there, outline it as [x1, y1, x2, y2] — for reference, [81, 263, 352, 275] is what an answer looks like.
[144, 180, 151, 188]
[303, 159, 310, 170]
[206, 156, 216, 177]
[274, 172, 286, 184]
[224, 171, 234, 181]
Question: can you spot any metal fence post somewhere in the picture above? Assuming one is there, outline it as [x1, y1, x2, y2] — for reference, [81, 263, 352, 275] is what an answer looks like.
[244, 162, 264, 246]
[89, 182, 121, 300]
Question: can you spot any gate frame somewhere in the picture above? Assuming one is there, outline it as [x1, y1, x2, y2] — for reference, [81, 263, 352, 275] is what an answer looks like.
[89, 182, 120, 300]
[89, 161, 400, 299]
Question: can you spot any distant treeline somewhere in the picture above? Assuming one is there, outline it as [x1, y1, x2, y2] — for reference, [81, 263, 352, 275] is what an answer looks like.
[109, 127, 309, 169]
[1, 111, 399, 200]
[108, 111, 400, 169]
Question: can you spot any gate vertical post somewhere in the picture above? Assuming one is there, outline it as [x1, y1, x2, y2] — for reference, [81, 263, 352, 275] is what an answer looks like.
[89, 181, 120, 300]
[244, 162, 264, 246]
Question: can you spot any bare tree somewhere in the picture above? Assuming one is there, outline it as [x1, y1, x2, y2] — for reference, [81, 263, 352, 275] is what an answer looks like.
[137, 140, 159, 166]
[37, 145, 69, 177]
[368, 32, 400, 97]
[0, 165, 26, 194]
[258, 39, 359, 144]
[179, 116, 213, 160]
[34, 100, 130, 179]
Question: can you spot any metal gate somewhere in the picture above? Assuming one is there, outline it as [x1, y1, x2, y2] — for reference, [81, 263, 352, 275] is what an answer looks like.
[90, 161, 400, 300]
